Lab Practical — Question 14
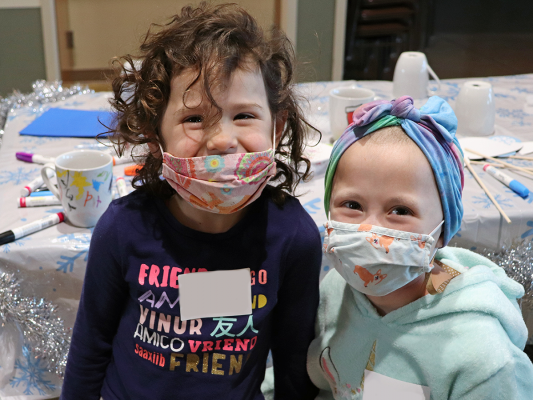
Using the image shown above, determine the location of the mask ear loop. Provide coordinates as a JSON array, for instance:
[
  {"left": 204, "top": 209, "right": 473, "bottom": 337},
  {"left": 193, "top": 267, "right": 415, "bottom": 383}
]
[
  {"left": 158, "top": 142, "right": 165, "bottom": 159},
  {"left": 428, "top": 220, "right": 444, "bottom": 262}
]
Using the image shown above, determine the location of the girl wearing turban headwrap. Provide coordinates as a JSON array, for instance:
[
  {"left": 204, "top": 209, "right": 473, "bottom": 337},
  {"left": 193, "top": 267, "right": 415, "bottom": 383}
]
[{"left": 305, "top": 96, "right": 533, "bottom": 400}]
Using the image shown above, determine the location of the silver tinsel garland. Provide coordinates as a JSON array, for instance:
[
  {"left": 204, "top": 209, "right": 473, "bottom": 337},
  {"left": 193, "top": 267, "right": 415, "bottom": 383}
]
[
  {"left": 0, "top": 80, "right": 93, "bottom": 149},
  {"left": 476, "top": 241, "right": 533, "bottom": 308},
  {"left": 0, "top": 272, "right": 70, "bottom": 376}
]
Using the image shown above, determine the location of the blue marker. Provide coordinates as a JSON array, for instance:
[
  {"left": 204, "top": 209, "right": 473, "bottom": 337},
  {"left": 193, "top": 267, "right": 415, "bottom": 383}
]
[
  {"left": 483, "top": 164, "right": 530, "bottom": 198},
  {"left": 30, "top": 190, "right": 54, "bottom": 197}
]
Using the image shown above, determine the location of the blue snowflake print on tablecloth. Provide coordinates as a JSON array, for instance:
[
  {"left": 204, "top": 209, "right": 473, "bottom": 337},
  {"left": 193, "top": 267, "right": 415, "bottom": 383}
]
[
  {"left": 55, "top": 231, "right": 92, "bottom": 273},
  {"left": 303, "top": 198, "right": 322, "bottom": 215},
  {"left": 0, "top": 167, "right": 39, "bottom": 185},
  {"left": 19, "top": 136, "right": 63, "bottom": 146},
  {"left": 510, "top": 87, "right": 533, "bottom": 94},
  {"left": 521, "top": 221, "right": 533, "bottom": 240},
  {"left": 435, "top": 82, "right": 460, "bottom": 101},
  {"left": 505, "top": 189, "right": 533, "bottom": 203},
  {"left": 1, "top": 236, "right": 31, "bottom": 254},
  {"left": 496, "top": 108, "right": 532, "bottom": 126},
  {"left": 494, "top": 93, "right": 517, "bottom": 100},
  {"left": 472, "top": 194, "right": 513, "bottom": 209},
  {"left": 9, "top": 347, "right": 56, "bottom": 395}
]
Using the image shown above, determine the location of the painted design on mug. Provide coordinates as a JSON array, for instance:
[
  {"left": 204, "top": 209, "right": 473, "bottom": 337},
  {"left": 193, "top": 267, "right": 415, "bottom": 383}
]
[
  {"left": 70, "top": 172, "right": 92, "bottom": 200},
  {"left": 353, "top": 265, "right": 387, "bottom": 287},
  {"left": 365, "top": 233, "right": 397, "bottom": 254}
]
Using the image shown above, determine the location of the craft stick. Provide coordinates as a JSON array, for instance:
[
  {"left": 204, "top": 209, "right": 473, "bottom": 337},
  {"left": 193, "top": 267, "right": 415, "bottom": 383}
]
[
  {"left": 464, "top": 148, "right": 533, "bottom": 178},
  {"left": 464, "top": 157, "right": 511, "bottom": 224},
  {"left": 505, "top": 155, "right": 533, "bottom": 161},
  {"left": 469, "top": 160, "right": 533, "bottom": 171}
]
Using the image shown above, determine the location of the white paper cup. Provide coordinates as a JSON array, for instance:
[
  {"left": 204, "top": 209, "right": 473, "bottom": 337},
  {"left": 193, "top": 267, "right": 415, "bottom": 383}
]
[
  {"left": 455, "top": 81, "right": 495, "bottom": 137},
  {"left": 329, "top": 86, "right": 375, "bottom": 140},
  {"left": 41, "top": 150, "right": 113, "bottom": 227}
]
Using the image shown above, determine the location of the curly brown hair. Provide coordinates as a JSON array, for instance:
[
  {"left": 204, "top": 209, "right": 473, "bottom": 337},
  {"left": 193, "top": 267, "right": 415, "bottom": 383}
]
[{"left": 106, "top": 2, "right": 319, "bottom": 205}]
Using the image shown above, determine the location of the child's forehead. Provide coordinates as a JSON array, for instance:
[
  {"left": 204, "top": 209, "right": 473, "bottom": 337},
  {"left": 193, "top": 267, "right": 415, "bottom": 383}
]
[
  {"left": 168, "top": 63, "right": 268, "bottom": 108},
  {"left": 336, "top": 139, "right": 437, "bottom": 194},
  {"left": 170, "top": 58, "right": 262, "bottom": 91}
]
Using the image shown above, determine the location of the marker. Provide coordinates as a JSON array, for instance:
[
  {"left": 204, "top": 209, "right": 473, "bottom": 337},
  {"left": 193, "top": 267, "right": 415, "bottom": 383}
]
[
  {"left": 19, "top": 196, "right": 61, "bottom": 207},
  {"left": 0, "top": 212, "right": 65, "bottom": 246},
  {"left": 16, "top": 152, "right": 55, "bottom": 165},
  {"left": 124, "top": 164, "right": 143, "bottom": 176},
  {"left": 30, "top": 190, "right": 54, "bottom": 197},
  {"left": 116, "top": 176, "right": 128, "bottom": 197},
  {"left": 483, "top": 163, "right": 530, "bottom": 198},
  {"left": 20, "top": 169, "right": 54, "bottom": 197},
  {"left": 113, "top": 155, "right": 133, "bottom": 166}
]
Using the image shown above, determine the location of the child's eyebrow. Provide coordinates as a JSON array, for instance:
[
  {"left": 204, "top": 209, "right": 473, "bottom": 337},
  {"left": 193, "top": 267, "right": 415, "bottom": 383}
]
[
  {"left": 387, "top": 195, "right": 419, "bottom": 209},
  {"left": 230, "top": 102, "right": 265, "bottom": 112},
  {"left": 173, "top": 103, "right": 264, "bottom": 116}
]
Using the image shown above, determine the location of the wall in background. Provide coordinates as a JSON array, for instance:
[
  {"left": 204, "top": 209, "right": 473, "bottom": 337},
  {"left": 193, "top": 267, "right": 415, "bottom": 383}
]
[
  {"left": 296, "top": 0, "right": 336, "bottom": 82},
  {"left": 67, "top": 0, "right": 276, "bottom": 70},
  {"left": 0, "top": 8, "right": 47, "bottom": 96}
]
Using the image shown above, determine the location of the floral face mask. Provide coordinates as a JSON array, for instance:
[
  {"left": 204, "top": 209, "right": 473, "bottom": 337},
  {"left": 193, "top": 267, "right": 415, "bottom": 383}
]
[{"left": 160, "top": 128, "right": 276, "bottom": 214}]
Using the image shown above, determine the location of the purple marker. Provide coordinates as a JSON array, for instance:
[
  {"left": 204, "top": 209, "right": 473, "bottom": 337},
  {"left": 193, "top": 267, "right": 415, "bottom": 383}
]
[{"left": 16, "top": 152, "right": 55, "bottom": 165}]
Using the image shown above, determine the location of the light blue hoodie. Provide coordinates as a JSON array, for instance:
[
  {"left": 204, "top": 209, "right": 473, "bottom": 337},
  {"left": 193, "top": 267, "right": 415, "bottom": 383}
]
[{"left": 302, "top": 247, "right": 533, "bottom": 400}]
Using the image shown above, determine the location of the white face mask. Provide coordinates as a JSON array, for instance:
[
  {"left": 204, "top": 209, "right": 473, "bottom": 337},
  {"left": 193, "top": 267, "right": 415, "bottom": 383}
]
[{"left": 323, "top": 218, "right": 444, "bottom": 296}]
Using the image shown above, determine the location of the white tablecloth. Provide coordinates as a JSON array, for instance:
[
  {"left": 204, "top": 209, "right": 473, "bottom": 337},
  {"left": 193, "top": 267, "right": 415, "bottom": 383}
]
[{"left": 1, "top": 75, "right": 533, "bottom": 398}]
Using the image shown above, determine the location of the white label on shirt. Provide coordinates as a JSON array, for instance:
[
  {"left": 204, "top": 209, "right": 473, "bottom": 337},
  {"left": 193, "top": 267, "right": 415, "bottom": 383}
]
[
  {"left": 362, "top": 370, "right": 430, "bottom": 400},
  {"left": 178, "top": 268, "right": 252, "bottom": 321}
]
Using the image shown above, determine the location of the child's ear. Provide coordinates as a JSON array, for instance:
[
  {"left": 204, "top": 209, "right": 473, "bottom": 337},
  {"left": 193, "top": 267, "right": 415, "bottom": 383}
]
[
  {"left": 274, "top": 111, "right": 288, "bottom": 148},
  {"left": 145, "top": 132, "right": 163, "bottom": 158}
]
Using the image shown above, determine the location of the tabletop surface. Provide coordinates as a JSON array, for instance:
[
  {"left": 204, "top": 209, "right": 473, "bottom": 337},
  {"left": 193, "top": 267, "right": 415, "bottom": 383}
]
[{"left": 1, "top": 75, "right": 533, "bottom": 398}]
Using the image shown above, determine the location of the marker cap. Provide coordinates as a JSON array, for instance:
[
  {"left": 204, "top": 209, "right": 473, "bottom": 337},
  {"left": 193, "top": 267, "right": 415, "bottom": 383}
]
[
  {"left": 16, "top": 152, "right": 33, "bottom": 162},
  {"left": 509, "top": 180, "right": 530, "bottom": 199},
  {"left": 20, "top": 186, "right": 31, "bottom": 197},
  {"left": 0, "top": 231, "right": 15, "bottom": 246}
]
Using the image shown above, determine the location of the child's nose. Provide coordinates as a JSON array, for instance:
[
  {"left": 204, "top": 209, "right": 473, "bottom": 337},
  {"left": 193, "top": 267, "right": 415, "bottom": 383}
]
[
  {"left": 361, "top": 215, "right": 381, "bottom": 227},
  {"left": 206, "top": 125, "right": 238, "bottom": 154}
]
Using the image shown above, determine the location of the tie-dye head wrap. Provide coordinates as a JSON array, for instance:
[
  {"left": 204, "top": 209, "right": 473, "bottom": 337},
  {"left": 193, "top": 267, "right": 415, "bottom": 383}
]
[{"left": 324, "top": 96, "right": 464, "bottom": 246}]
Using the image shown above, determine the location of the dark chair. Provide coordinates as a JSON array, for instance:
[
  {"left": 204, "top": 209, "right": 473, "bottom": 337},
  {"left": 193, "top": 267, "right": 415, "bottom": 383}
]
[{"left": 344, "top": 0, "right": 429, "bottom": 80}]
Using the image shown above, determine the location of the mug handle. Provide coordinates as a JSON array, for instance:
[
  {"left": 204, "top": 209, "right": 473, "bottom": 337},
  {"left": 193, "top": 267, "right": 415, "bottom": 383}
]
[
  {"left": 41, "top": 163, "right": 61, "bottom": 199},
  {"left": 427, "top": 64, "right": 441, "bottom": 96}
]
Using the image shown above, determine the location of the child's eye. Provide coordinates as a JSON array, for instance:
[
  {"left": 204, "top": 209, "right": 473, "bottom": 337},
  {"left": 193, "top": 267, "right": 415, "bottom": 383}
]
[
  {"left": 234, "top": 113, "right": 254, "bottom": 120},
  {"left": 184, "top": 115, "right": 203, "bottom": 124},
  {"left": 343, "top": 201, "right": 362, "bottom": 211},
  {"left": 391, "top": 207, "right": 412, "bottom": 216}
]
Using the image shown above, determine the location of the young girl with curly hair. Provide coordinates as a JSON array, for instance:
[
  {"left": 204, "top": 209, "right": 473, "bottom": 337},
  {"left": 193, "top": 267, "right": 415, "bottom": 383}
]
[{"left": 60, "top": 4, "right": 321, "bottom": 399}]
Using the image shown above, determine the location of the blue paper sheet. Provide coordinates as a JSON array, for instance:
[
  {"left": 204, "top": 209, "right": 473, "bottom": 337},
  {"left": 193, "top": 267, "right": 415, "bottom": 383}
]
[{"left": 19, "top": 107, "right": 115, "bottom": 138}]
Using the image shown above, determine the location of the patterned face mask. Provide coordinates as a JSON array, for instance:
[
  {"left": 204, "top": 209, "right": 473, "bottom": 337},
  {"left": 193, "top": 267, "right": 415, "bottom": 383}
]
[
  {"left": 323, "top": 219, "right": 443, "bottom": 296},
  {"left": 160, "top": 129, "right": 276, "bottom": 214}
]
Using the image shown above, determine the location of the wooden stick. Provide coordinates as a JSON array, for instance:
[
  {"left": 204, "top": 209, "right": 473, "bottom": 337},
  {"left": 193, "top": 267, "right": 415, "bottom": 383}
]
[
  {"left": 505, "top": 155, "right": 533, "bottom": 161},
  {"left": 464, "top": 157, "right": 512, "bottom": 224},
  {"left": 469, "top": 160, "right": 533, "bottom": 171},
  {"left": 464, "top": 148, "right": 533, "bottom": 178}
]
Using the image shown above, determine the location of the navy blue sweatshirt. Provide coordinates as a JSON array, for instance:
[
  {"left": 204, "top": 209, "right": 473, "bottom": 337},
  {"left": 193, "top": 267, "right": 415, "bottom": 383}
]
[{"left": 60, "top": 188, "right": 321, "bottom": 400}]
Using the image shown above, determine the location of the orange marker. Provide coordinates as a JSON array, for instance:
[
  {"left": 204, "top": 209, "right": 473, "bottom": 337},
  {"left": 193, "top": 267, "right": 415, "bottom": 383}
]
[{"left": 124, "top": 164, "right": 143, "bottom": 176}]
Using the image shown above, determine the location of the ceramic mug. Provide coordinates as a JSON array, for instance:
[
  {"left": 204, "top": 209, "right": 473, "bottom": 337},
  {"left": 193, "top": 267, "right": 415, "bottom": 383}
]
[
  {"left": 329, "top": 86, "right": 375, "bottom": 140},
  {"left": 455, "top": 81, "right": 495, "bottom": 137},
  {"left": 41, "top": 150, "right": 114, "bottom": 227},
  {"left": 393, "top": 51, "right": 441, "bottom": 100}
]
